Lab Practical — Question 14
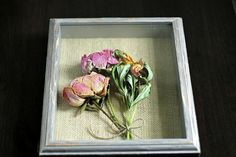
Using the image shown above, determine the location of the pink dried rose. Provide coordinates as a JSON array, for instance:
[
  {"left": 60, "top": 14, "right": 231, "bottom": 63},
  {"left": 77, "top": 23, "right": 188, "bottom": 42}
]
[
  {"left": 63, "top": 72, "right": 110, "bottom": 107},
  {"left": 81, "top": 49, "right": 119, "bottom": 74}
]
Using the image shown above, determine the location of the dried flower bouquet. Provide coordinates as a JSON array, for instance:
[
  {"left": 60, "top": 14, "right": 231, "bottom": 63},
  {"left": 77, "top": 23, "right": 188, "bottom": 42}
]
[{"left": 63, "top": 49, "right": 153, "bottom": 139}]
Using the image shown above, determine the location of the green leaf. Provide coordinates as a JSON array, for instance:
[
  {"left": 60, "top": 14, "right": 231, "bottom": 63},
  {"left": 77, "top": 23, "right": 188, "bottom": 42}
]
[
  {"left": 114, "top": 49, "right": 122, "bottom": 58},
  {"left": 112, "top": 64, "right": 130, "bottom": 95},
  {"left": 119, "top": 64, "right": 131, "bottom": 89},
  {"left": 127, "top": 74, "right": 134, "bottom": 90},
  {"left": 123, "top": 86, "right": 128, "bottom": 96},
  {"left": 112, "top": 64, "right": 120, "bottom": 88},
  {"left": 144, "top": 63, "right": 153, "bottom": 81},
  {"left": 80, "top": 103, "right": 87, "bottom": 113},
  {"left": 116, "top": 65, "right": 123, "bottom": 76},
  {"left": 127, "top": 74, "right": 138, "bottom": 102},
  {"left": 131, "top": 83, "right": 151, "bottom": 107}
]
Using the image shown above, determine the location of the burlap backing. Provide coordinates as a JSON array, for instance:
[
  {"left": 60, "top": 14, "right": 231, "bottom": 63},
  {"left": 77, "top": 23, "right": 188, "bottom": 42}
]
[{"left": 55, "top": 37, "right": 185, "bottom": 141}]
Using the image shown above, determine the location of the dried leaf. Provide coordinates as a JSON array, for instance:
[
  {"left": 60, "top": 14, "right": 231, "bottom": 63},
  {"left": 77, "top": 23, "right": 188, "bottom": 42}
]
[
  {"left": 80, "top": 103, "right": 87, "bottom": 113},
  {"left": 131, "top": 83, "right": 151, "bottom": 107},
  {"left": 119, "top": 64, "right": 131, "bottom": 89},
  {"left": 144, "top": 63, "right": 153, "bottom": 81}
]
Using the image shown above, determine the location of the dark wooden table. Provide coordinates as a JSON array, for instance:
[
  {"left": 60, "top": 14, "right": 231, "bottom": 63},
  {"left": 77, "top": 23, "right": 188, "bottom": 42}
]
[{"left": 0, "top": 0, "right": 236, "bottom": 157}]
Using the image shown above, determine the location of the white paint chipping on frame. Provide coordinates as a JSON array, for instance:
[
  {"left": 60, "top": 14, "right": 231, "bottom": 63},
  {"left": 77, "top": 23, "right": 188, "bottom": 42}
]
[{"left": 39, "top": 18, "right": 200, "bottom": 155}]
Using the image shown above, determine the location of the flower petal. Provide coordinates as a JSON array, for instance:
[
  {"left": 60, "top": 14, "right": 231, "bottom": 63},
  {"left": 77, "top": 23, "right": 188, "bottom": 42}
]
[
  {"left": 72, "top": 82, "right": 94, "bottom": 98},
  {"left": 122, "top": 52, "right": 135, "bottom": 64},
  {"left": 81, "top": 55, "right": 93, "bottom": 74},
  {"left": 131, "top": 60, "right": 144, "bottom": 77},
  {"left": 70, "top": 76, "right": 83, "bottom": 87},
  {"left": 90, "top": 71, "right": 98, "bottom": 76},
  {"left": 90, "top": 52, "right": 108, "bottom": 69},
  {"left": 81, "top": 75, "right": 94, "bottom": 89},
  {"left": 102, "top": 49, "right": 119, "bottom": 65},
  {"left": 99, "top": 77, "right": 110, "bottom": 96},
  {"left": 81, "top": 72, "right": 110, "bottom": 96},
  {"left": 90, "top": 74, "right": 106, "bottom": 94},
  {"left": 63, "top": 87, "right": 85, "bottom": 107},
  {"left": 101, "top": 49, "right": 112, "bottom": 58},
  {"left": 107, "top": 56, "right": 119, "bottom": 65}
]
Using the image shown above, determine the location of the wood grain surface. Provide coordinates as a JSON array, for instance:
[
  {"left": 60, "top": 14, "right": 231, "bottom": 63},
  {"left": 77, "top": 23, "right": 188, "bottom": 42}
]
[{"left": 0, "top": 0, "right": 235, "bottom": 157}]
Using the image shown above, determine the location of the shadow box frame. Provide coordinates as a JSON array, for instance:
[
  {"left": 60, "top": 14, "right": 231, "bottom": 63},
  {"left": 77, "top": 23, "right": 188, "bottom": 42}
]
[{"left": 39, "top": 17, "right": 200, "bottom": 156}]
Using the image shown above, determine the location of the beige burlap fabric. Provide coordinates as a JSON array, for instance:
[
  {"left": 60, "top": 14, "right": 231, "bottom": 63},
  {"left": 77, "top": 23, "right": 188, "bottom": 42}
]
[{"left": 55, "top": 38, "right": 184, "bottom": 141}]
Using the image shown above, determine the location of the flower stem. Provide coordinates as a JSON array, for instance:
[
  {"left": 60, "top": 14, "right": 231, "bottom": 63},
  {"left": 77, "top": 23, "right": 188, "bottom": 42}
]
[
  {"left": 125, "top": 104, "right": 138, "bottom": 139},
  {"left": 129, "top": 104, "right": 138, "bottom": 125},
  {"left": 107, "top": 96, "right": 121, "bottom": 124},
  {"left": 93, "top": 100, "right": 125, "bottom": 131}
]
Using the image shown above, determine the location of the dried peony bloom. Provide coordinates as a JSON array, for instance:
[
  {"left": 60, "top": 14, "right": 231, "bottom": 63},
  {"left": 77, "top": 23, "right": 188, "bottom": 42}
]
[
  {"left": 81, "top": 49, "right": 119, "bottom": 74},
  {"left": 63, "top": 72, "right": 110, "bottom": 107}
]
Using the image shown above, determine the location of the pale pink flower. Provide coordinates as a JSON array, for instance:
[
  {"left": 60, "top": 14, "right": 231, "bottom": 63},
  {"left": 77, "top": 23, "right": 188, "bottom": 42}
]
[{"left": 63, "top": 72, "right": 110, "bottom": 107}]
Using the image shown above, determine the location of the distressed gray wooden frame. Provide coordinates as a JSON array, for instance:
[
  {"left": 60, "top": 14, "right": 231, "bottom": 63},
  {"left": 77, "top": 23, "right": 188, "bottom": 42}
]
[{"left": 39, "top": 18, "right": 200, "bottom": 155}]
